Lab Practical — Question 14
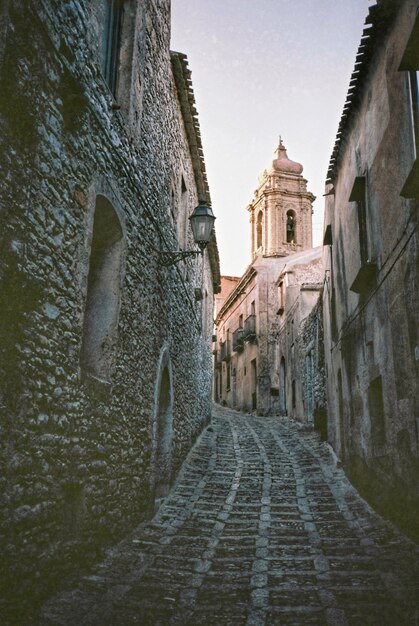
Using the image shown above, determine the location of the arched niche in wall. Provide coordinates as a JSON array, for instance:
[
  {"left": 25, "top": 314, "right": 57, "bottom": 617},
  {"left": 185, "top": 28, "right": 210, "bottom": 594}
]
[
  {"left": 151, "top": 347, "right": 174, "bottom": 508},
  {"left": 81, "top": 194, "right": 124, "bottom": 381}
]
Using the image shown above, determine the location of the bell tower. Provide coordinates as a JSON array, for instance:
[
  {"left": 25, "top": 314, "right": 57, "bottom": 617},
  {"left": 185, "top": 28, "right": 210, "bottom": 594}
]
[{"left": 248, "top": 139, "right": 315, "bottom": 259}]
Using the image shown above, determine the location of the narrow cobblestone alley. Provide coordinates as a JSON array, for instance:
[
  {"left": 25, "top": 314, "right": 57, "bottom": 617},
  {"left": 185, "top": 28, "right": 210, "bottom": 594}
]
[{"left": 39, "top": 405, "right": 419, "bottom": 626}]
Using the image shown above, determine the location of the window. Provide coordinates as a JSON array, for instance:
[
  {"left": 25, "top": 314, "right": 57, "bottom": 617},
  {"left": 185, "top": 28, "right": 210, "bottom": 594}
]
[
  {"left": 331, "top": 287, "right": 338, "bottom": 342},
  {"left": 251, "top": 359, "right": 257, "bottom": 410},
  {"left": 81, "top": 195, "right": 123, "bottom": 381},
  {"left": 102, "top": 0, "right": 124, "bottom": 96},
  {"left": 286, "top": 210, "right": 296, "bottom": 243},
  {"left": 226, "top": 362, "right": 231, "bottom": 391},
  {"left": 399, "top": 11, "right": 419, "bottom": 197},
  {"left": 202, "top": 290, "right": 208, "bottom": 335},
  {"left": 349, "top": 176, "right": 376, "bottom": 293},
  {"left": 408, "top": 71, "right": 419, "bottom": 159},
  {"left": 369, "top": 375, "right": 386, "bottom": 450},
  {"left": 239, "top": 314, "right": 243, "bottom": 328},
  {"left": 291, "top": 379, "right": 296, "bottom": 408},
  {"left": 323, "top": 224, "right": 332, "bottom": 246},
  {"left": 178, "top": 176, "right": 188, "bottom": 248},
  {"left": 350, "top": 177, "right": 368, "bottom": 265},
  {"left": 256, "top": 211, "right": 263, "bottom": 249},
  {"left": 277, "top": 280, "right": 284, "bottom": 315}
]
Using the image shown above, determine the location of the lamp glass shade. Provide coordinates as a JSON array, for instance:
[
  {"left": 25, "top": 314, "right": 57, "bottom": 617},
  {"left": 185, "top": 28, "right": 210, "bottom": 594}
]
[{"left": 189, "top": 202, "right": 216, "bottom": 248}]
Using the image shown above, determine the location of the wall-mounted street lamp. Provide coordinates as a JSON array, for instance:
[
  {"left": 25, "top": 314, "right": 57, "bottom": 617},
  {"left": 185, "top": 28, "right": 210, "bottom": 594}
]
[{"left": 161, "top": 201, "right": 216, "bottom": 266}]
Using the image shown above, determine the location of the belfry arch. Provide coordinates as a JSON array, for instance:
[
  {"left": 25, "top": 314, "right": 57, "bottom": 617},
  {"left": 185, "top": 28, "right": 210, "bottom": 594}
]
[{"left": 256, "top": 210, "right": 263, "bottom": 250}]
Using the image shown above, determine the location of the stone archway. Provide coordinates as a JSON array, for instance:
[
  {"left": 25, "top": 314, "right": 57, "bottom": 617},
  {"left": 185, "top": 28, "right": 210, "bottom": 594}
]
[{"left": 151, "top": 348, "right": 174, "bottom": 508}]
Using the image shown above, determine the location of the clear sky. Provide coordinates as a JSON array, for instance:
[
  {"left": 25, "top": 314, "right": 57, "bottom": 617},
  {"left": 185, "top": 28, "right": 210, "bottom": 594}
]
[{"left": 171, "top": 0, "right": 373, "bottom": 277}]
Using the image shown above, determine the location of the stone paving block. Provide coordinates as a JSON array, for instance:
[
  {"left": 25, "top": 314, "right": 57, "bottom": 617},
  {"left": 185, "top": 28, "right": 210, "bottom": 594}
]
[{"left": 39, "top": 406, "right": 419, "bottom": 626}]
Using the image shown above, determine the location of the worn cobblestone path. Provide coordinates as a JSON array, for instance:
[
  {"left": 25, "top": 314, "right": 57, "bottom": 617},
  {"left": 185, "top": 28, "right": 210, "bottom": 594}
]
[{"left": 40, "top": 405, "right": 419, "bottom": 625}]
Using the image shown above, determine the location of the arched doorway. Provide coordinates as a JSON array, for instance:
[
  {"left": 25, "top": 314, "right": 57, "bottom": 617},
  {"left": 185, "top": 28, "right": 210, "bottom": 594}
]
[
  {"left": 151, "top": 350, "right": 173, "bottom": 508},
  {"left": 306, "top": 351, "right": 314, "bottom": 423},
  {"left": 279, "top": 357, "right": 286, "bottom": 414}
]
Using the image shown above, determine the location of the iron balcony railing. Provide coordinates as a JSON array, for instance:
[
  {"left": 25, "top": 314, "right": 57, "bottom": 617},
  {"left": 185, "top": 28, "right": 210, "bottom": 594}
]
[
  {"left": 244, "top": 314, "right": 256, "bottom": 340},
  {"left": 232, "top": 328, "right": 245, "bottom": 352}
]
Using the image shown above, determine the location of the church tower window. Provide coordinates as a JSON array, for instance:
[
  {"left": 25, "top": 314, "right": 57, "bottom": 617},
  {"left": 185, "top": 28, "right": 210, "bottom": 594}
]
[
  {"left": 286, "top": 210, "right": 296, "bottom": 243},
  {"left": 256, "top": 211, "right": 263, "bottom": 249}
]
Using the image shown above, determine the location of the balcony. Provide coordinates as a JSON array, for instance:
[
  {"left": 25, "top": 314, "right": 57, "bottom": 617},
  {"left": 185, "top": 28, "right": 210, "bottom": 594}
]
[
  {"left": 232, "top": 328, "right": 245, "bottom": 352},
  {"left": 243, "top": 314, "right": 256, "bottom": 341},
  {"left": 220, "top": 340, "right": 231, "bottom": 362}
]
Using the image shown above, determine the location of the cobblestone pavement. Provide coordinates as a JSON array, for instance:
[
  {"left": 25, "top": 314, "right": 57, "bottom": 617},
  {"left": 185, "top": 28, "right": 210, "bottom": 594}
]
[{"left": 40, "top": 405, "right": 419, "bottom": 626}]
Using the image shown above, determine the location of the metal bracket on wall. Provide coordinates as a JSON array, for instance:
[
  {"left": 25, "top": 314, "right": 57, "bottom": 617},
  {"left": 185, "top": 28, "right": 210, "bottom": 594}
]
[{"left": 160, "top": 249, "right": 202, "bottom": 266}]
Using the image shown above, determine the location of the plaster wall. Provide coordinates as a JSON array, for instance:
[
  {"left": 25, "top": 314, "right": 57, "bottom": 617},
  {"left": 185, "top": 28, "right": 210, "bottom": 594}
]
[{"left": 322, "top": 0, "right": 419, "bottom": 540}]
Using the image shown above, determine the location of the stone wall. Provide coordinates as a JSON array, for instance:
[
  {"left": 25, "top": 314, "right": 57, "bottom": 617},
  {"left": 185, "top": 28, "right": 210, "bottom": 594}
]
[
  {"left": 322, "top": 0, "right": 419, "bottom": 541},
  {"left": 300, "top": 295, "right": 327, "bottom": 437},
  {"left": 0, "top": 0, "right": 219, "bottom": 619}
]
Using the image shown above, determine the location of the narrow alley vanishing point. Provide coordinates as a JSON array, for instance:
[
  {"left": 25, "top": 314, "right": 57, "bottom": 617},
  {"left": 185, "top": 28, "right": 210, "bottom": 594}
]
[{"left": 41, "top": 405, "right": 419, "bottom": 626}]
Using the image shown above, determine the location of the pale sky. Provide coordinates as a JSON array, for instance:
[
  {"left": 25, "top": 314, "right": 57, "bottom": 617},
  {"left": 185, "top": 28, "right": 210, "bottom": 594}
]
[{"left": 171, "top": 0, "right": 373, "bottom": 277}]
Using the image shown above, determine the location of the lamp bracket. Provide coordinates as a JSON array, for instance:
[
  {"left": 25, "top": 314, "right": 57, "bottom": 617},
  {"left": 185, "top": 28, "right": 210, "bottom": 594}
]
[{"left": 161, "top": 249, "right": 203, "bottom": 267}]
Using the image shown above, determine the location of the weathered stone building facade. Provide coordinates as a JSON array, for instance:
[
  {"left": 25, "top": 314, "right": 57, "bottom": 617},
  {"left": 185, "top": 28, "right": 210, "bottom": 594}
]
[
  {"left": 214, "top": 142, "right": 325, "bottom": 421},
  {"left": 322, "top": 0, "right": 419, "bottom": 540},
  {"left": 275, "top": 250, "right": 325, "bottom": 424},
  {"left": 0, "top": 0, "right": 220, "bottom": 619}
]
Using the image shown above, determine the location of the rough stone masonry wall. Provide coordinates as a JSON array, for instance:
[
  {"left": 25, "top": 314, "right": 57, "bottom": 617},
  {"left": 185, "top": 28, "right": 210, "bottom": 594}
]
[
  {"left": 0, "top": 0, "right": 215, "bottom": 619},
  {"left": 300, "top": 295, "right": 327, "bottom": 434}
]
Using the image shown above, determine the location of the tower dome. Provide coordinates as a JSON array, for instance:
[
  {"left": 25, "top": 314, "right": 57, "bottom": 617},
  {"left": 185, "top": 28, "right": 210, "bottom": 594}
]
[{"left": 271, "top": 138, "right": 303, "bottom": 175}]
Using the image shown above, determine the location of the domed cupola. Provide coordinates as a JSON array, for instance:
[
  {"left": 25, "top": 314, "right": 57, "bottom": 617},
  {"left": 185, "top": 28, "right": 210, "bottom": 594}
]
[{"left": 270, "top": 138, "right": 303, "bottom": 175}]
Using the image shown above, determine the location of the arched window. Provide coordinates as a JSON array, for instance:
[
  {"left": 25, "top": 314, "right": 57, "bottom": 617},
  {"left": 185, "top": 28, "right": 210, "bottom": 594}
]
[
  {"left": 256, "top": 211, "right": 263, "bottom": 249},
  {"left": 286, "top": 210, "right": 296, "bottom": 243},
  {"left": 81, "top": 195, "right": 123, "bottom": 381}
]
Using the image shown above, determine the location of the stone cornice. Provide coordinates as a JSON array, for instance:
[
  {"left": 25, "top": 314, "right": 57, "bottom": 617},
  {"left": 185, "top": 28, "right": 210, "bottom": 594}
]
[
  {"left": 170, "top": 50, "right": 221, "bottom": 292},
  {"left": 326, "top": 0, "right": 397, "bottom": 184},
  {"left": 215, "top": 266, "right": 258, "bottom": 324},
  {"left": 249, "top": 189, "right": 316, "bottom": 206}
]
